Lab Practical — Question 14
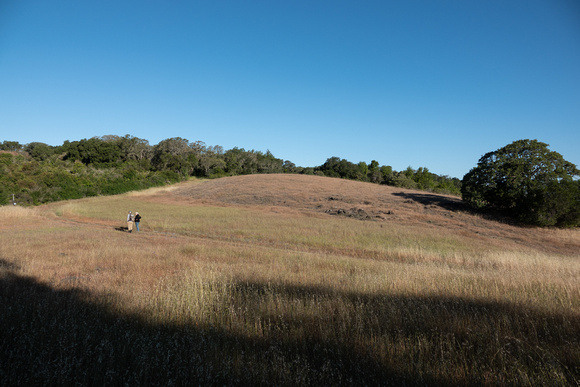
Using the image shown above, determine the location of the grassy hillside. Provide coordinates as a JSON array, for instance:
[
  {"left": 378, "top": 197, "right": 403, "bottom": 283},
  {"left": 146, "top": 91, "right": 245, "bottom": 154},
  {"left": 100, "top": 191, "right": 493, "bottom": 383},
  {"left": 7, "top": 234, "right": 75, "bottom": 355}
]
[{"left": 1, "top": 174, "right": 579, "bottom": 385}]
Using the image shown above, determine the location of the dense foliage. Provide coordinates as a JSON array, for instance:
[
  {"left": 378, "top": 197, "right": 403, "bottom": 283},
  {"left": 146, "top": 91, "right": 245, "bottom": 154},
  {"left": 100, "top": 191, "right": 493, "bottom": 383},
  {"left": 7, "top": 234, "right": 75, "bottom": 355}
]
[
  {"left": 1, "top": 135, "right": 461, "bottom": 206},
  {"left": 461, "top": 139, "right": 580, "bottom": 227},
  {"left": 313, "top": 157, "right": 461, "bottom": 194},
  {"left": 0, "top": 152, "right": 179, "bottom": 206}
]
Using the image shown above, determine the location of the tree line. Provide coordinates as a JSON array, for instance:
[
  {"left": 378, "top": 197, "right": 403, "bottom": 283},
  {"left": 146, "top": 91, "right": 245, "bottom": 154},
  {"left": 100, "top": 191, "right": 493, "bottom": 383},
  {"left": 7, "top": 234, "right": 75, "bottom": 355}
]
[
  {"left": 0, "top": 135, "right": 461, "bottom": 207},
  {"left": 3, "top": 136, "right": 578, "bottom": 227}
]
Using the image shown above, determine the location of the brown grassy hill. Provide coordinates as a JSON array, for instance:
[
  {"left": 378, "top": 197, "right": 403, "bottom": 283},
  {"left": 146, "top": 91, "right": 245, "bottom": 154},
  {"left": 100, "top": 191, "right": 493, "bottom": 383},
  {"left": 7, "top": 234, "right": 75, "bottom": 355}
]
[{"left": 143, "top": 173, "right": 579, "bottom": 256}]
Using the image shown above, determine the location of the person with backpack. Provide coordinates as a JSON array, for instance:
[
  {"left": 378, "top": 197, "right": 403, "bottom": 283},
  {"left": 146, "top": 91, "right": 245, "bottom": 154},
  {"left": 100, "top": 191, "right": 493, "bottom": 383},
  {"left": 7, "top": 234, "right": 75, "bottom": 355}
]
[
  {"left": 134, "top": 212, "right": 141, "bottom": 232},
  {"left": 127, "top": 211, "right": 134, "bottom": 233}
]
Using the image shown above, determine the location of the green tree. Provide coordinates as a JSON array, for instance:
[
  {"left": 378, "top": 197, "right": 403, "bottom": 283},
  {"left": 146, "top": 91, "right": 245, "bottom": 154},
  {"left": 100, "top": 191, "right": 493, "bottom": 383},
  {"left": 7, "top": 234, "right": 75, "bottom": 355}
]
[
  {"left": 223, "top": 147, "right": 261, "bottom": 175},
  {"left": 63, "top": 138, "right": 122, "bottom": 166},
  {"left": 24, "top": 142, "right": 55, "bottom": 161},
  {"left": 151, "top": 137, "right": 194, "bottom": 174},
  {"left": 356, "top": 161, "right": 369, "bottom": 181},
  {"left": 461, "top": 139, "right": 580, "bottom": 226},
  {"left": 413, "top": 167, "right": 435, "bottom": 191},
  {"left": 433, "top": 176, "right": 461, "bottom": 195},
  {"left": 379, "top": 165, "right": 393, "bottom": 184},
  {"left": 382, "top": 166, "right": 417, "bottom": 188},
  {"left": 368, "top": 160, "right": 381, "bottom": 183},
  {"left": 316, "top": 157, "right": 361, "bottom": 180},
  {"left": 118, "top": 135, "right": 152, "bottom": 162},
  {"left": 386, "top": 172, "right": 417, "bottom": 189},
  {"left": 256, "top": 150, "right": 284, "bottom": 174},
  {"left": 316, "top": 157, "right": 341, "bottom": 178},
  {"left": 197, "top": 145, "right": 226, "bottom": 177},
  {"left": 282, "top": 160, "right": 297, "bottom": 173},
  {"left": 1, "top": 141, "right": 22, "bottom": 151}
]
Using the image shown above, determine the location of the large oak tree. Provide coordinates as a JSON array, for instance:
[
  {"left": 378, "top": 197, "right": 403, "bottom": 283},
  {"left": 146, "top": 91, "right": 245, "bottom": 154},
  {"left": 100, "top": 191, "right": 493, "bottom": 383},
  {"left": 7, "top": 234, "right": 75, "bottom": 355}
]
[{"left": 461, "top": 139, "right": 580, "bottom": 227}]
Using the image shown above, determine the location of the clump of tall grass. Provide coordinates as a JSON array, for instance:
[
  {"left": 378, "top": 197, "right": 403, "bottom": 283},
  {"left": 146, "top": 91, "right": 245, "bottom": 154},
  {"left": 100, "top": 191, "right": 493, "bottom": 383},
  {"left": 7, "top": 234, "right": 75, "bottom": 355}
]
[
  {"left": 142, "top": 263, "right": 578, "bottom": 385},
  {"left": 0, "top": 205, "right": 39, "bottom": 219}
]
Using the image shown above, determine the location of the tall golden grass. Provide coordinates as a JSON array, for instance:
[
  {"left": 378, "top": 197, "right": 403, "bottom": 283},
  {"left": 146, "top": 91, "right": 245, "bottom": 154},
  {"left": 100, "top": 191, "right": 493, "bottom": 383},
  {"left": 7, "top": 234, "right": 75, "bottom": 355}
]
[{"left": 1, "top": 175, "right": 578, "bottom": 385}]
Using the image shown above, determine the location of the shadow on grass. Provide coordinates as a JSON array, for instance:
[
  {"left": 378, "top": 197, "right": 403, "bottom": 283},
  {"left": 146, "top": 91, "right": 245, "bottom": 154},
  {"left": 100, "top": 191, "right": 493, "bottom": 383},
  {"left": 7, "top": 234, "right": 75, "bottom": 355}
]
[
  {"left": 392, "top": 192, "right": 467, "bottom": 212},
  {"left": 1, "top": 261, "right": 578, "bottom": 385},
  {"left": 231, "top": 281, "right": 579, "bottom": 383},
  {"left": 392, "top": 192, "right": 521, "bottom": 226}
]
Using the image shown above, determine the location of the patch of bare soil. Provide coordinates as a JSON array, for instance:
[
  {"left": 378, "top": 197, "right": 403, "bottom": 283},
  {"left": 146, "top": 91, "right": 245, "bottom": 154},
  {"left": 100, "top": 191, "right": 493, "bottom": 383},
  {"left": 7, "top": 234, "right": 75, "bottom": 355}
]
[{"left": 154, "top": 174, "right": 579, "bottom": 256}]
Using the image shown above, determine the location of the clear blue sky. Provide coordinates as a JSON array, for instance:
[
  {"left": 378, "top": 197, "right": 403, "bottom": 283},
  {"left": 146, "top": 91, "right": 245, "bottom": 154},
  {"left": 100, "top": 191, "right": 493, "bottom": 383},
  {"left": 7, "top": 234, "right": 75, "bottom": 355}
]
[{"left": 1, "top": 0, "right": 579, "bottom": 178}]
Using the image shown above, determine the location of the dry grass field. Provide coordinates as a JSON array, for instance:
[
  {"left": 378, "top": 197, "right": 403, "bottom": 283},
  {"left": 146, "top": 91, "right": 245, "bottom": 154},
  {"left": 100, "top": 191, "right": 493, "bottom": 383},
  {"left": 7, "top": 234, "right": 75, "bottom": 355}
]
[{"left": 1, "top": 174, "right": 579, "bottom": 385}]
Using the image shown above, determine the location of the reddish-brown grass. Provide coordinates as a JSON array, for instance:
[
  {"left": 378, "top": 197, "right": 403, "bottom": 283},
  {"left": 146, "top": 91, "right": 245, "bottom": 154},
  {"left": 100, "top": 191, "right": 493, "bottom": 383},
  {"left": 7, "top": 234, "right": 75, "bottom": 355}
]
[
  {"left": 1, "top": 174, "right": 578, "bottom": 385},
  {"left": 152, "top": 174, "right": 580, "bottom": 256}
]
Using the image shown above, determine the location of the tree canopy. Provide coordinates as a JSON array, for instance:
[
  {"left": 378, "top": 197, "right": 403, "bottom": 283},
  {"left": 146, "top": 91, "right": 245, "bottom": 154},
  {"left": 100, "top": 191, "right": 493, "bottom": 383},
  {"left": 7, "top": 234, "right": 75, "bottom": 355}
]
[{"left": 461, "top": 139, "right": 580, "bottom": 227}]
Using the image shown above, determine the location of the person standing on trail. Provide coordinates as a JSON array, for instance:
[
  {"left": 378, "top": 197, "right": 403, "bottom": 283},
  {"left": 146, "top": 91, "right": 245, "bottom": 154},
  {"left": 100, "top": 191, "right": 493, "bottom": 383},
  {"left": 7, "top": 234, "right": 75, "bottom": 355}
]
[
  {"left": 127, "top": 211, "right": 134, "bottom": 233},
  {"left": 134, "top": 212, "right": 141, "bottom": 232}
]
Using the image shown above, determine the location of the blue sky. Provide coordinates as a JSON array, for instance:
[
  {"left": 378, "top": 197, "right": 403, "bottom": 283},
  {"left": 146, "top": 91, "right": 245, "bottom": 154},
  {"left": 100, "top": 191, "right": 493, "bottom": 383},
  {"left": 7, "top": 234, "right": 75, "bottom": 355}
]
[{"left": 1, "top": 0, "right": 579, "bottom": 178}]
